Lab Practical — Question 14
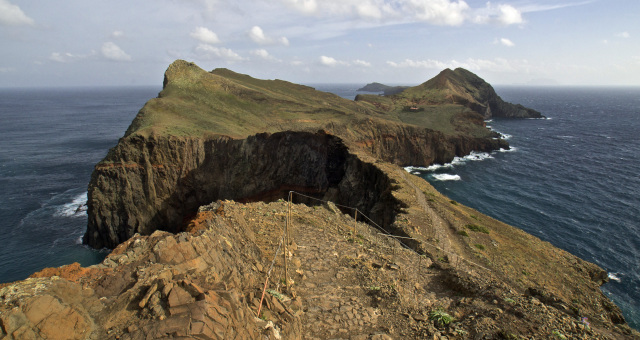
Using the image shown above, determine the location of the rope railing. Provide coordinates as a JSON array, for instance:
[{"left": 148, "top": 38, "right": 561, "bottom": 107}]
[
  {"left": 257, "top": 233, "right": 284, "bottom": 318},
  {"left": 256, "top": 189, "right": 492, "bottom": 316},
  {"left": 286, "top": 191, "right": 491, "bottom": 273}
]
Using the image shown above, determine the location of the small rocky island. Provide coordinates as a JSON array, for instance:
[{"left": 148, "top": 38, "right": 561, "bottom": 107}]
[
  {"left": 1, "top": 60, "right": 635, "bottom": 339},
  {"left": 357, "top": 82, "right": 410, "bottom": 96}
]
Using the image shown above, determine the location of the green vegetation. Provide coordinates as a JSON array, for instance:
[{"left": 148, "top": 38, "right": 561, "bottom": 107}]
[
  {"left": 465, "top": 224, "right": 490, "bottom": 234},
  {"left": 552, "top": 330, "right": 567, "bottom": 339},
  {"left": 504, "top": 297, "right": 516, "bottom": 304},
  {"left": 126, "top": 60, "right": 504, "bottom": 141},
  {"left": 429, "top": 309, "right": 454, "bottom": 327},
  {"left": 457, "top": 230, "right": 469, "bottom": 237},
  {"left": 266, "top": 289, "right": 286, "bottom": 301},
  {"left": 474, "top": 244, "right": 486, "bottom": 250}
]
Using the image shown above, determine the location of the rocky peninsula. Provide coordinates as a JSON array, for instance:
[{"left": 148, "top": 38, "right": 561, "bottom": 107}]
[{"left": 1, "top": 60, "right": 636, "bottom": 339}]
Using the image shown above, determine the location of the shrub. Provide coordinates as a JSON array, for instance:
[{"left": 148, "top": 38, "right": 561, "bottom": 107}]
[
  {"left": 474, "top": 244, "right": 486, "bottom": 250},
  {"left": 429, "top": 309, "right": 454, "bottom": 327},
  {"left": 457, "top": 230, "right": 469, "bottom": 237},
  {"left": 465, "top": 224, "right": 490, "bottom": 234}
]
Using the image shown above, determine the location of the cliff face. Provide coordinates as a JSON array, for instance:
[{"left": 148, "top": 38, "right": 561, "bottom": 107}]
[{"left": 85, "top": 122, "right": 508, "bottom": 249}]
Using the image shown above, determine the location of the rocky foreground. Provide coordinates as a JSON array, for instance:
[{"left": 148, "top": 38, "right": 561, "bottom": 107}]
[
  {"left": 2, "top": 182, "right": 638, "bottom": 339},
  {"left": 1, "top": 61, "right": 638, "bottom": 339}
]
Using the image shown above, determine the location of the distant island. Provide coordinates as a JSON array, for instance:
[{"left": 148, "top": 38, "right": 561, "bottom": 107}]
[
  {"left": 1, "top": 60, "right": 634, "bottom": 339},
  {"left": 357, "top": 82, "right": 410, "bottom": 95}
]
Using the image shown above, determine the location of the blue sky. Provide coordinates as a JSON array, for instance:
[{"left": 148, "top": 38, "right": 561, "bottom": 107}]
[{"left": 1, "top": 0, "right": 638, "bottom": 87}]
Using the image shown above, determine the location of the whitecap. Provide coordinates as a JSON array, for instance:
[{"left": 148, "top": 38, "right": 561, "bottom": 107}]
[
  {"left": 55, "top": 192, "right": 88, "bottom": 218},
  {"left": 608, "top": 272, "right": 622, "bottom": 282},
  {"left": 432, "top": 174, "right": 461, "bottom": 181},
  {"left": 499, "top": 133, "right": 512, "bottom": 140},
  {"left": 463, "top": 151, "right": 494, "bottom": 161},
  {"left": 498, "top": 147, "right": 517, "bottom": 153}
]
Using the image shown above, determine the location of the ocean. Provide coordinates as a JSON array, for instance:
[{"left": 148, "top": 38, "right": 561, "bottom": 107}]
[
  {"left": 0, "top": 85, "right": 638, "bottom": 329},
  {"left": 0, "top": 86, "right": 160, "bottom": 283}
]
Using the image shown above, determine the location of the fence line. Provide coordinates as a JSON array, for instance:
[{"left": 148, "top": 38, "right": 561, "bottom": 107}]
[
  {"left": 286, "top": 190, "right": 492, "bottom": 274},
  {"left": 257, "top": 234, "right": 284, "bottom": 317},
  {"left": 257, "top": 189, "right": 493, "bottom": 315}
]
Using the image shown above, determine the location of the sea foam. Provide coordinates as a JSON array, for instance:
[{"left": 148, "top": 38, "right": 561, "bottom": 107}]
[
  {"left": 55, "top": 192, "right": 88, "bottom": 218},
  {"left": 608, "top": 272, "right": 622, "bottom": 283},
  {"left": 432, "top": 174, "right": 461, "bottom": 181}
]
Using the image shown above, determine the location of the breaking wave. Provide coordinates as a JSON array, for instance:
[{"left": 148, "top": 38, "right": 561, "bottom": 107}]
[
  {"left": 432, "top": 174, "right": 461, "bottom": 181},
  {"left": 54, "top": 192, "right": 88, "bottom": 218}
]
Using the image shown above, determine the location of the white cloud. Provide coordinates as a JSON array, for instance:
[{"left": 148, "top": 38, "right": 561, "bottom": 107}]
[
  {"left": 280, "top": 0, "right": 527, "bottom": 26},
  {"left": 386, "top": 57, "right": 523, "bottom": 73},
  {"left": 403, "top": 0, "right": 469, "bottom": 26},
  {"left": 320, "top": 55, "right": 349, "bottom": 66},
  {"left": 496, "top": 4, "right": 523, "bottom": 25},
  {"left": 353, "top": 59, "right": 372, "bottom": 67},
  {"left": 473, "top": 3, "right": 523, "bottom": 25},
  {"left": 48, "top": 51, "right": 96, "bottom": 63},
  {"left": 498, "top": 38, "right": 515, "bottom": 47},
  {"left": 111, "top": 31, "right": 124, "bottom": 38},
  {"left": 0, "top": 67, "right": 15, "bottom": 73},
  {"left": 249, "top": 26, "right": 268, "bottom": 44},
  {"left": 101, "top": 42, "right": 132, "bottom": 61},
  {"left": 190, "top": 27, "right": 220, "bottom": 44},
  {"left": 251, "top": 49, "right": 281, "bottom": 62},
  {"left": 616, "top": 32, "right": 630, "bottom": 38},
  {"left": 195, "top": 44, "right": 245, "bottom": 61},
  {"left": 249, "top": 26, "right": 289, "bottom": 46},
  {"left": 387, "top": 59, "right": 448, "bottom": 69},
  {"left": 49, "top": 52, "right": 67, "bottom": 63},
  {"left": 0, "top": 0, "right": 34, "bottom": 26},
  {"left": 281, "top": 0, "right": 318, "bottom": 15},
  {"left": 279, "top": 37, "right": 290, "bottom": 46}
]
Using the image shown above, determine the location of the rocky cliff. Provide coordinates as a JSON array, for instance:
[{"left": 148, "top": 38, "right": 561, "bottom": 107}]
[
  {"left": 1, "top": 60, "right": 636, "bottom": 339},
  {"left": 83, "top": 60, "right": 509, "bottom": 249}
]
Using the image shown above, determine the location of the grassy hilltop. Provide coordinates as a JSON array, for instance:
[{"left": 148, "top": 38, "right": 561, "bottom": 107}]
[{"left": 124, "top": 60, "right": 529, "bottom": 141}]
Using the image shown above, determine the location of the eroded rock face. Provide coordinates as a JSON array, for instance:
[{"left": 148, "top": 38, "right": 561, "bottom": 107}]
[{"left": 85, "top": 127, "right": 507, "bottom": 249}]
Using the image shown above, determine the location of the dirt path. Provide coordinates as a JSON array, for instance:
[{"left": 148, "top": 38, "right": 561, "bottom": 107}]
[
  {"left": 290, "top": 206, "right": 388, "bottom": 339},
  {"left": 397, "top": 170, "right": 456, "bottom": 259}
]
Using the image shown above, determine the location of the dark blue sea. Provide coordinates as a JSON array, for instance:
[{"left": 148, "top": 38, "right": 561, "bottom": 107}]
[
  {"left": 0, "top": 86, "right": 160, "bottom": 282},
  {"left": 1, "top": 85, "right": 638, "bottom": 329}
]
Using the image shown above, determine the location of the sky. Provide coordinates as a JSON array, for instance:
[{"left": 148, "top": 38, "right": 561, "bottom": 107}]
[{"left": 0, "top": 0, "right": 639, "bottom": 87}]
